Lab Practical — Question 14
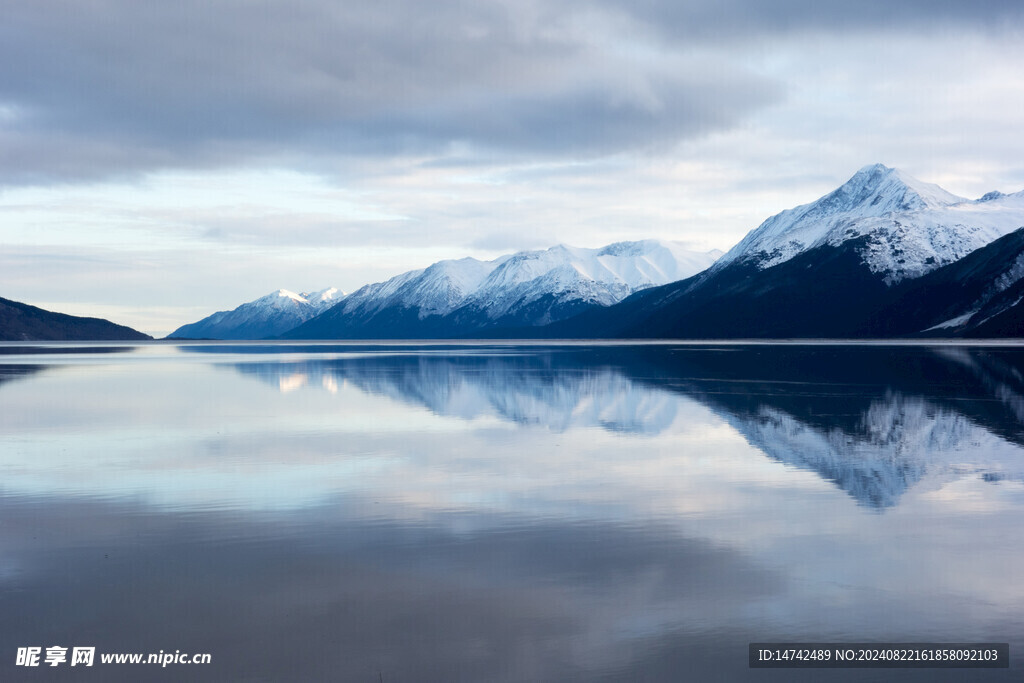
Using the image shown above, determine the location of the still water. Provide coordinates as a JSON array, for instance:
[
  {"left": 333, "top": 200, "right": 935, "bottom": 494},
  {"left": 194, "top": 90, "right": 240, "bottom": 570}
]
[{"left": 0, "top": 342, "right": 1022, "bottom": 681}]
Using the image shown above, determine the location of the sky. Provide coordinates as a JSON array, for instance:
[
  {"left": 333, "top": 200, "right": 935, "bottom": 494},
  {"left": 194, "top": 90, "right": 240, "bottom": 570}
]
[{"left": 1, "top": 0, "right": 1023, "bottom": 336}]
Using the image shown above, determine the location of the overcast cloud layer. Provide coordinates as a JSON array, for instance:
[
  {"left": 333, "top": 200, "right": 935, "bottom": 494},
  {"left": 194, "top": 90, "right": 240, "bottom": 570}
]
[{"left": 1, "top": 0, "right": 1023, "bottom": 334}]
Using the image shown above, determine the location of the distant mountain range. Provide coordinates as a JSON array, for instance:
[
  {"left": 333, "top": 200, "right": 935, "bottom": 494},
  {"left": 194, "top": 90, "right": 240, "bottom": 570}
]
[
  {"left": 284, "top": 240, "right": 722, "bottom": 339},
  {"left": 6, "top": 163, "right": 1024, "bottom": 341},
  {"left": 168, "top": 240, "right": 722, "bottom": 340},
  {"left": 177, "top": 163, "right": 1024, "bottom": 340},
  {"left": 169, "top": 288, "right": 342, "bottom": 340},
  {"left": 0, "top": 297, "right": 151, "bottom": 341}
]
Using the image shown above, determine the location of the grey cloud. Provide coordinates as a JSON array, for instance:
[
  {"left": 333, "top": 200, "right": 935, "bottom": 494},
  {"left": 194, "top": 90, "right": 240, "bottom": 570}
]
[
  {"left": 0, "top": 0, "right": 782, "bottom": 185},
  {"left": 597, "top": 0, "right": 1024, "bottom": 41},
  {"left": 3, "top": 0, "right": 1017, "bottom": 186},
  {"left": 357, "top": 68, "right": 781, "bottom": 155}
]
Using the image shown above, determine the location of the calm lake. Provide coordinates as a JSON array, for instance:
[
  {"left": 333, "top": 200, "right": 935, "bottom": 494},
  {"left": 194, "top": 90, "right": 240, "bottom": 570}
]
[{"left": 1, "top": 341, "right": 1022, "bottom": 681}]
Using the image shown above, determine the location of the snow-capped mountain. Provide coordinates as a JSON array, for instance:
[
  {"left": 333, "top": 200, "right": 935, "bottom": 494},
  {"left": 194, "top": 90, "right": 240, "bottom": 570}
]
[
  {"left": 552, "top": 164, "right": 1024, "bottom": 339},
  {"left": 168, "top": 287, "right": 343, "bottom": 339},
  {"left": 715, "top": 163, "right": 1024, "bottom": 283},
  {"left": 167, "top": 164, "right": 1024, "bottom": 341},
  {"left": 317, "top": 257, "right": 499, "bottom": 320},
  {"left": 459, "top": 241, "right": 722, "bottom": 325},
  {"left": 285, "top": 241, "right": 721, "bottom": 339}
]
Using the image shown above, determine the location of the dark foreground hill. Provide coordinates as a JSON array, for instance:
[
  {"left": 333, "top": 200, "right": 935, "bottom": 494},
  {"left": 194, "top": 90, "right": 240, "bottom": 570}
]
[{"left": 0, "top": 297, "right": 152, "bottom": 341}]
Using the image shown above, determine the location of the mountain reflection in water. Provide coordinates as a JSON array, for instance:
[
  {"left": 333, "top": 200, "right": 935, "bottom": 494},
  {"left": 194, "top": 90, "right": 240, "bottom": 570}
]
[
  {"left": 208, "top": 343, "right": 1024, "bottom": 509},
  {"left": 2, "top": 342, "right": 1023, "bottom": 681}
]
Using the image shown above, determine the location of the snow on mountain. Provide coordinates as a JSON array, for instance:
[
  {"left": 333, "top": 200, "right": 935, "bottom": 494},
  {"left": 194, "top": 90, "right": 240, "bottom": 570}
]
[
  {"left": 303, "top": 287, "right": 344, "bottom": 308},
  {"left": 251, "top": 288, "right": 342, "bottom": 313},
  {"left": 862, "top": 227, "right": 1024, "bottom": 336},
  {"left": 462, "top": 240, "right": 723, "bottom": 322},
  {"left": 331, "top": 257, "right": 500, "bottom": 319},
  {"left": 168, "top": 287, "right": 344, "bottom": 339},
  {"left": 290, "top": 240, "right": 722, "bottom": 337},
  {"left": 715, "top": 164, "right": 1024, "bottom": 283}
]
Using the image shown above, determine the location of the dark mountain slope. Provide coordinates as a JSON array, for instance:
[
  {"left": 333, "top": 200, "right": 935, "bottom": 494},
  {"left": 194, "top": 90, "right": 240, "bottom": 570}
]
[
  {"left": 0, "top": 297, "right": 151, "bottom": 341},
  {"left": 546, "top": 237, "right": 890, "bottom": 338},
  {"left": 867, "top": 227, "right": 1024, "bottom": 337}
]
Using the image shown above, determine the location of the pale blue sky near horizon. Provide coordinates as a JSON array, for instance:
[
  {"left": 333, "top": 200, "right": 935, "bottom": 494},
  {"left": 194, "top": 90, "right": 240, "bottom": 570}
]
[{"left": 1, "top": 1, "right": 1023, "bottom": 336}]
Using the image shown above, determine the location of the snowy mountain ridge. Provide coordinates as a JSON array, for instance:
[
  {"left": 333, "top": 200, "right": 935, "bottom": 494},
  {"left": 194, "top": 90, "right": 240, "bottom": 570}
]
[
  {"left": 173, "top": 240, "right": 722, "bottom": 339},
  {"left": 336, "top": 257, "right": 502, "bottom": 319},
  {"left": 715, "top": 164, "right": 1024, "bottom": 283},
  {"left": 288, "top": 240, "right": 723, "bottom": 337},
  {"left": 462, "top": 240, "right": 723, "bottom": 322},
  {"left": 168, "top": 287, "right": 343, "bottom": 339},
  {"left": 254, "top": 288, "right": 342, "bottom": 310}
]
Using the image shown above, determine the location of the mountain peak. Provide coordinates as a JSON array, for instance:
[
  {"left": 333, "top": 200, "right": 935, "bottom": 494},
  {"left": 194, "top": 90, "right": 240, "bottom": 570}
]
[
  {"left": 301, "top": 287, "right": 344, "bottom": 307},
  {"left": 273, "top": 289, "right": 306, "bottom": 301},
  {"left": 168, "top": 286, "right": 341, "bottom": 339},
  {"left": 823, "top": 164, "right": 965, "bottom": 215},
  {"left": 715, "top": 164, "right": 973, "bottom": 274}
]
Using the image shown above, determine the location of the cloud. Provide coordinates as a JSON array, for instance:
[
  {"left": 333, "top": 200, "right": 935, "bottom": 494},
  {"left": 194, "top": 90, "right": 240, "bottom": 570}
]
[
  {"left": 0, "top": 0, "right": 788, "bottom": 185},
  {"left": 597, "top": 0, "right": 1024, "bottom": 41},
  {"left": 2, "top": 0, "right": 1017, "bottom": 187},
  {"left": 3, "top": 0, "right": 1024, "bottom": 326}
]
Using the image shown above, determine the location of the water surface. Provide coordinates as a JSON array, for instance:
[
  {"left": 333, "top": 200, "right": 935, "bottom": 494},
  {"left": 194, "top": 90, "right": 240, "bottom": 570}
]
[{"left": 1, "top": 342, "right": 1022, "bottom": 681}]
